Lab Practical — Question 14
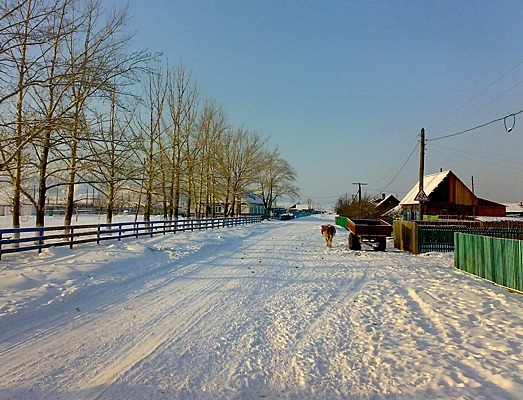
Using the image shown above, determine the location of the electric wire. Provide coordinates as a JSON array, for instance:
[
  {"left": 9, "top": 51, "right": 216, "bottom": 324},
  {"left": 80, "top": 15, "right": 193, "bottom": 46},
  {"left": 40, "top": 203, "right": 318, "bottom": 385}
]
[
  {"left": 429, "top": 143, "right": 523, "bottom": 167},
  {"left": 380, "top": 142, "right": 419, "bottom": 193},
  {"left": 428, "top": 59, "right": 523, "bottom": 132},
  {"left": 426, "top": 107, "right": 523, "bottom": 142}
]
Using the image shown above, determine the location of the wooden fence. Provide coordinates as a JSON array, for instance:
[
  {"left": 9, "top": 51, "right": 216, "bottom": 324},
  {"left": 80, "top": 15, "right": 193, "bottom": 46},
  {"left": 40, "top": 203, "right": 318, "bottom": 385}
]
[
  {"left": 0, "top": 216, "right": 262, "bottom": 260},
  {"left": 455, "top": 233, "right": 523, "bottom": 292}
]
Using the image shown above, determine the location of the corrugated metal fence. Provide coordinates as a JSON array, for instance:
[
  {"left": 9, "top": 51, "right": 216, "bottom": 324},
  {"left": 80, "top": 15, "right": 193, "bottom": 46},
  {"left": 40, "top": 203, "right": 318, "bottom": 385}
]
[{"left": 455, "top": 233, "right": 523, "bottom": 292}]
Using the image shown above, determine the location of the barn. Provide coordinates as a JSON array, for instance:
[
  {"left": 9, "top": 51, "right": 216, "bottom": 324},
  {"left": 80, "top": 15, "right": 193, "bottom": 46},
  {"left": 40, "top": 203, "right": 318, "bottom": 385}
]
[{"left": 400, "top": 170, "right": 506, "bottom": 220}]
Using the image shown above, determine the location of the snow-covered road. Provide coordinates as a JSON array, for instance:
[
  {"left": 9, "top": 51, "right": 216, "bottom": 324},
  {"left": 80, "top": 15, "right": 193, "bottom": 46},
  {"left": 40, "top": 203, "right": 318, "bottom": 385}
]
[{"left": 1, "top": 215, "right": 522, "bottom": 399}]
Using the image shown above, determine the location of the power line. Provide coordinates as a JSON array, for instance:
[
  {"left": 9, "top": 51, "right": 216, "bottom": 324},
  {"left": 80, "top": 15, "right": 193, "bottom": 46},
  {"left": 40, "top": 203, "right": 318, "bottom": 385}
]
[
  {"left": 427, "top": 107, "right": 523, "bottom": 142},
  {"left": 429, "top": 60, "right": 523, "bottom": 132},
  {"left": 430, "top": 143, "right": 523, "bottom": 168},
  {"left": 380, "top": 142, "right": 419, "bottom": 193}
]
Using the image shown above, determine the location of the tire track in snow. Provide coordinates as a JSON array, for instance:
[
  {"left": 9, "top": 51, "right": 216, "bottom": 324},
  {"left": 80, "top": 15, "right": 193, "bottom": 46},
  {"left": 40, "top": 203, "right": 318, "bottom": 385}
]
[
  {"left": 0, "top": 229, "right": 270, "bottom": 399},
  {"left": 73, "top": 233, "right": 285, "bottom": 399}
]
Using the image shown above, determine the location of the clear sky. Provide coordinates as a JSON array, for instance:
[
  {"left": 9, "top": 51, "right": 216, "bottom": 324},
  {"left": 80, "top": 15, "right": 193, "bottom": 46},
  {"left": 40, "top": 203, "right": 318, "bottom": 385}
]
[{"left": 118, "top": 0, "right": 523, "bottom": 207}]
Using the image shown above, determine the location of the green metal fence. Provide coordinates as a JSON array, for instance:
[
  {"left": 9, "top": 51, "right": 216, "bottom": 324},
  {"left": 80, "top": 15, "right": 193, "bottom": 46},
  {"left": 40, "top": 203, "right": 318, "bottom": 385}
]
[
  {"left": 335, "top": 215, "right": 348, "bottom": 230},
  {"left": 454, "top": 233, "right": 523, "bottom": 292}
]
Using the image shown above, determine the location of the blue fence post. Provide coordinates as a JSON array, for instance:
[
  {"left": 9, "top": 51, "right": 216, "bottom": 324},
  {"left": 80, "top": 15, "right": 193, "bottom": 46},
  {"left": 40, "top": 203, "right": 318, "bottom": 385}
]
[
  {"left": 38, "top": 227, "right": 44, "bottom": 253},
  {"left": 69, "top": 227, "right": 74, "bottom": 249}
]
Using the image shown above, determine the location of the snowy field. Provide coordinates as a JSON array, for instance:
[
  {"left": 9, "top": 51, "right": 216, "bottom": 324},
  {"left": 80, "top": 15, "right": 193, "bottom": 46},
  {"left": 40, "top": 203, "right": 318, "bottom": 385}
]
[{"left": 0, "top": 214, "right": 522, "bottom": 400}]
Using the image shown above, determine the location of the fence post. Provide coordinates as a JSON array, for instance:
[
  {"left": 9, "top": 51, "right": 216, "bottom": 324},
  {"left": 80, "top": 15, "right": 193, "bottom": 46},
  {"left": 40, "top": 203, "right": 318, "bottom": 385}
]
[
  {"left": 97, "top": 225, "right": 101, "bottom": 244},
  {"left": 411, "top": 222, "right": 419, "bottom": 254},
  {"left": 38, "top": 227, "right": 44, "bottom": 253},
  {"left": 69, "top": 227, "right": 74, "bottom": 249}
]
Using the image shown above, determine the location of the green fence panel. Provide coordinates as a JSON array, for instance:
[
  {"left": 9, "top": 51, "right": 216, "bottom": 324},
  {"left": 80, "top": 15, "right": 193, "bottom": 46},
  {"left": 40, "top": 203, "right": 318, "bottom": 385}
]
[
  {"left": 503, "top": 239, "right": 519, "bottom": 290},
  {"left": 455, "top": 233, "right": 523, "bottom": 292},
  {"left": 335, "top": 216, "right": 348, "bottom": 230},
  {"left": 511, "top": 240, "right": 523, "bottom": 292},
  {"left": 494, "top": 238, "right": 505, "bottom": 286},
  {"left": 483, "top": 236, "right": 493, "bottom": 281}
]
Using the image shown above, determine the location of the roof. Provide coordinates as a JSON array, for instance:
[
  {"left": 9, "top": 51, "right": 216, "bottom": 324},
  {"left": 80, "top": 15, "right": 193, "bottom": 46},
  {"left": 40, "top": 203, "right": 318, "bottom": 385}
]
[
  {"left": 242, "top": 194, "right": 265, "bottom": 205},
  {"left": 400, "top": 170, "right": 453, "bottom": 205},
  {"left": 503, "top": 203, "right": 522, "bottom": 213},
  {"left": 374, "top": 194, "right": 399, "bottom": 208},
  {"left": 478, "top": 198, "right": 506, "bottom": 208}
]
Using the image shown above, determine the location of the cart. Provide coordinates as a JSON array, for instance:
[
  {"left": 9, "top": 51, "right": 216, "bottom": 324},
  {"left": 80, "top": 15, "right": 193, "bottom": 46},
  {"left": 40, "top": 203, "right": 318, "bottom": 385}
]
[{"left": 346, "top": 218, "right": 392, "bottom": 251}]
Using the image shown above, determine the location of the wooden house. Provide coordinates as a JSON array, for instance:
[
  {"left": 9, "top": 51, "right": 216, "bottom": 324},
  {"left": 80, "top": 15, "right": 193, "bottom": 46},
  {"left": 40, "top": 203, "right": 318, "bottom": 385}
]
[
  {"left": 213, "top": 194, "right": 266, "bottom": 217},
  {"left": 372, "top": 193, "right": 400, "bottom": 215},
  {"left": 400, "top": 170, "right": 506, "bottom": 220}
]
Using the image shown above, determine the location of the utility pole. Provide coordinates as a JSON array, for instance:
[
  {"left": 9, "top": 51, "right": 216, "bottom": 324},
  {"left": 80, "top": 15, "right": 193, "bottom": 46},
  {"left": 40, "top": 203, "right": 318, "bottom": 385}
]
[
  {"left": 352, "top": 182, "right": 367, "bottom": 203},
  {"left": 418, "top": 128, "right": 425, "bottom": 220}
]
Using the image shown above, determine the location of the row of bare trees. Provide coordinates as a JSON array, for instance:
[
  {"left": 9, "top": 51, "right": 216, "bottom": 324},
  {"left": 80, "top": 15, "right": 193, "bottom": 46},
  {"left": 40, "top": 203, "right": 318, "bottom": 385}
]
[{"left": 0, "top": 0, "right": 299, "bottom": 230}]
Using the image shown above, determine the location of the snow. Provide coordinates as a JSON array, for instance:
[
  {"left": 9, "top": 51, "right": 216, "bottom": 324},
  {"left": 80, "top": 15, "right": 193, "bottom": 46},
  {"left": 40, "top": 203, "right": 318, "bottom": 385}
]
[{"left": 1, "top": 214, "right": 522, "bottom": 400}]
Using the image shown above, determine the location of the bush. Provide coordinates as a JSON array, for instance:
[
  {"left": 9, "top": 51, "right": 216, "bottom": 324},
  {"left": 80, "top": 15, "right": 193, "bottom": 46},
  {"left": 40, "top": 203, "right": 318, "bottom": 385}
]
[{"left": 335, "top": 194, "right": 381, "bottom": 219}]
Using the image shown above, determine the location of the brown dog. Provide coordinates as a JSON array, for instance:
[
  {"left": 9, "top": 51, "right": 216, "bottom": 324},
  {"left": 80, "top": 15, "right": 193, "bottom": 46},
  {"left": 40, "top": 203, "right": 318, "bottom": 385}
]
[{"left": 321, "top": 224, "right": 336, "bottom": 247}]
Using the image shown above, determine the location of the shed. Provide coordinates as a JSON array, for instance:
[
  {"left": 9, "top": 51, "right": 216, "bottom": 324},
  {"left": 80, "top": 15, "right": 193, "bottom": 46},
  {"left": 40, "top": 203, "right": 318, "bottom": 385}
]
[{"left": 400, "top": 170, "right": 506, "bottom": 219}]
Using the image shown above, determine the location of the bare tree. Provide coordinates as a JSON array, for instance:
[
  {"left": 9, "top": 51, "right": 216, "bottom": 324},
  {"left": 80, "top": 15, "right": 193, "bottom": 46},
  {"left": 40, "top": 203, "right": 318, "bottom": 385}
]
[
  {"left": 162, "top": 65, "right": 198, "bottom": 219},
  {"left": 194, "top": 99, "right": 227, "bottom": 218},
  {"left": 87, "top": 88, "right": 138, "bottom": 223},
  {"left": 257, "top": 148, "right": 299, "bottom": 216},
  {"left": 61, "top": 0, "right": 151, "bottom": 229},
  {"left": 0, "top": 0, "right": 75, "bottom": 229},
  {"left": 132, "top": 66, "right": 168, "bottom": 221},
  {"left": 215, "top": 127, "right": 266, "bottom": 216}
]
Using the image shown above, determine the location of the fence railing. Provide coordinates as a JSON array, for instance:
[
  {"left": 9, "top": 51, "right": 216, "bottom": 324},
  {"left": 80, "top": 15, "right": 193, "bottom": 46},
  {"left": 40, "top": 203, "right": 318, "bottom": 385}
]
[
  {"left": 455, "top": 233, "right": 523, "bottom": 292},
  {"left": 418, "top": 226, "right": 523, "bottom": 253},
  {"left": 394, "top": 220, "right": 523, "bottom": 254},
  {"left": 0, "top": 216, "right": 262, "bottom": 260}
]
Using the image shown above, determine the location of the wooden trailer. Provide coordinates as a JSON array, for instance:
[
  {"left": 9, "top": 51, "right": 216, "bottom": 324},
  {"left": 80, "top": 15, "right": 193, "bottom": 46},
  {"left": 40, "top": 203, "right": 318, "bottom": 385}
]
[{"left": 346, "top": 218, "right": 392, "bottom": 251}]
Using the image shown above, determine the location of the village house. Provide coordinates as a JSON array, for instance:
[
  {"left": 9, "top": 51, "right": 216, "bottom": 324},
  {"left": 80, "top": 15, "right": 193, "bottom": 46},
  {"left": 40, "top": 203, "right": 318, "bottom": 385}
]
[
  {"left": 213, "top": 194, "right": 266, "bottom": 217},
  {"left": 400, "top": 170, "right": 506, "bottom": 220},
  {"left": 371, "top": 193, "right": 400, "bottom": 215}
]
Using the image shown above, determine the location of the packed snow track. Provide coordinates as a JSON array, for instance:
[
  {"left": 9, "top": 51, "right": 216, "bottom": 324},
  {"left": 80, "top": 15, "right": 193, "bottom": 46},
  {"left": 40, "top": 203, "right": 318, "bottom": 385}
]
[{"left": 0, "top": 215, "right": 522, "bottom": 399}]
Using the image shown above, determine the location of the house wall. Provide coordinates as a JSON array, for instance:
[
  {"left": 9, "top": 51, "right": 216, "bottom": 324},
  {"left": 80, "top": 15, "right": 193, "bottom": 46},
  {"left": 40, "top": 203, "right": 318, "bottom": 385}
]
[
  {"left": 476, "top": 205, "right": 506, "bottom": 217},
  {"left": 452, "top": 175, "right": 477, "bottom": 206}
]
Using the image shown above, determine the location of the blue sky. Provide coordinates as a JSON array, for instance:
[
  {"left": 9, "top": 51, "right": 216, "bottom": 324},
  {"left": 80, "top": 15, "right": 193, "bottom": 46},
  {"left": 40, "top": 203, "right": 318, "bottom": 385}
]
[{"left": 120, "top": 0, "right": 523, "bottom": 207}]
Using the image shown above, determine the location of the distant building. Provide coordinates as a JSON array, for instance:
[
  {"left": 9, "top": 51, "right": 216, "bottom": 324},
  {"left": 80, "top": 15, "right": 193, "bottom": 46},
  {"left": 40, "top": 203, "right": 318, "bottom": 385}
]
[
  {"left": 504, "top": 203, "right": 523, "bottom": 217},
  {"left": 400, "top": 170, "right": 506, "bottom": 220},
  {"left": 240, "top": 194, "right": 266, "bottom": 216},
  {"left": 214, "top": 194, "right": 266, "bottom": 217},
  {"left": 372, "top": 193, "right": 400, "bottom": 215}
]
